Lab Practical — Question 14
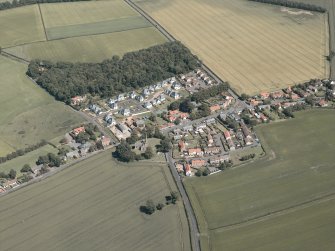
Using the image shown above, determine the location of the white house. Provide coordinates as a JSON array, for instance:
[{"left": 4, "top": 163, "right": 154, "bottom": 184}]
[
  {"left": 117, "top": 94, "right": 125, "bottom": 101},
  {"left": 121, "top": 108, "right": 130, "bottom": 116},
  {"left": 129, "top": 91, "right": 137, "bottom": 99},
  {"left": 172, "top": 82, "right": 181, "bottom": 90},
  {"left": 136, "top": 95, "right": 144, "bottom": 102},
  {"left": 144, "top": 102, "right": 152, "bottom": 109},
  {"left": 170, "top": 91, "right": 180, "bottom": 99},
  {"left": 109, "top": 102, "right": 118, "bottom": 110}
]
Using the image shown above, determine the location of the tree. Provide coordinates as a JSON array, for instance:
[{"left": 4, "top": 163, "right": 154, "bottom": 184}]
[
  {"left": 145, "top": 200, "right": 156, "bottom": 215},
  {"left": 240, "top": 93, "right": 250, "bottom": 100},
  {"left": 159, "top": 138, "right": 172, "bottom": 153},
  {"left": 126, "top": 130, "right": 139, "bottom": 144},
  {"left": 202, "top": 168, "right": 210, "bottom": 176},
  {"left": 114, "top": 140, "right": 136, "bottom": 162},
  {"left": 156, "top": 203, "right": 165, "bottom": 210},
  {"left": 8, "top": 169, "right": 16, "bottom": 179},
  {"left": 171, "top": 191, "right": 179, "bottom": 204},
  {"left": 142, "top": 146, "right": 154, "bottom": 159},
  {"left": 179, "top": 99, "right": 194, "bottom": 113},
  {"left": 21, "top": 164, "right": 32, "bottom": 173},
  {"left": 195, "top": 169, "right": 202, "bottom": 177},
  {"left": 174, "top": 118, "right": 181, "bottom": 125}
]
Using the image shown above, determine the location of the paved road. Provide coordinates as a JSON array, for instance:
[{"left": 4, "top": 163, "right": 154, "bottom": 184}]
[{"left": 165, "top": 152, "right": 201, "bottom": 251}]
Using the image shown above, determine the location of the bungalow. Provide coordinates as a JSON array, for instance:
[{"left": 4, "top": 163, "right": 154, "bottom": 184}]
[
  {"left": 191, "top": 159, "right": 206, "bottom": 168},
  {"left": 209, "top": 155, "right": 230, "bottom": 165},
  {"left": 178, "top": 140, "right": 186, "bottom": 152},
  {"left": 184, "top": 163, "right": 192, "bottom": 176},
  {"left": 188, "top": 148, "right": 203, "bottom": 156},
  {"left": 143, "top": 102, "right": 152, "bottom": 109},
  {"left": 149, "top": 85, "right": 155, "bottom": 92},
  {"left": 183, "top": 125, "right": 193, "bottom": 132},
  {"left": 194, "top": 123, "right": 206, "bottom": 131},
  {"left": 208, "top": 133, "right": 214, "bottom": 145},
  {"left": 135, "top": 119, "right": 145, "bottom": 128},
  {"left": 170, "top": 91, "right": 180, "bottom": 99},
  {"left": 258, "top": 104, "right": 271, "bottom": 110},
  {"left": 104, "top": 114, "right": 116, "bottom": 125},
  {"left": 204, "top": 147, "right": 221, "bottom": 155},
  {"left": 151, "top": 99, "right": 158, "bottom": 106},
  {"left": 159, "top": 94, "right": 166, "bottom": 102},
  {"left": 196, "top": 69, "right": 202, "bottom": 75},
  {"left": 282, "top": 102, "right": 297, "bottom": 109},
  {"left": 284, "top": 86, "right": 292, "bottom": 94},
  {"left": 227, "top": 139, "right": 236, "bottom": 150},
  {"left": 117, "top": 123, "right": 128, "bottom": 133},
  {"left": 210, "top": 104, "right": 221, "bottom": 113},
  {"left": 71, "top": 96, "right": 85, "bottom": 106},
  {"left": 176, "top": 163, "right": 184, "bottom": 173},
  {"left": 180, "top": 112, "right": 189, "bottom": 120},
  {"left": 249, "top": 99, "right": 260, "bottom": 106},
  {"left": 308, "top": 85, "right": 318, "bottom": 93},
  {"left": 206, "top": 118, "right": 216, "bottom": 125},
  {"left": 101, "top": 136, "right": 111, "bottom": 147},
  {"left": 72, "top": 126, "right": 85, "bottom": 136},
  {"left": 168, "top": 116, "right": 177, "bottom": 123},
  {"left": 120, "top": 108, "right": 130, "bottom": 116},
  {"left": 240, "top": 122, "right": 252, "bottom": 139},
  {"left": 260, "top": 113, "right": 268, "bottom": 122},
  {"left": 290, "top": 93, "right": 300, "bottom": 100},
  {"left": 270, "top": 90, "right": 284, "bottom": 99}
]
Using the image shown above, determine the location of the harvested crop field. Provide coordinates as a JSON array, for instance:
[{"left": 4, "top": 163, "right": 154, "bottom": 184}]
[
  {"left": 135, "top": 0, "right": 329, "bottom": 95},
  {"left": 0, "top": 56, "right": 84, "bottom": 156},
  {"left": 4, "top": 27, "right": 167, "bottom": 63},
  {"left": 184, "top": 109, "right": 335, "bottom": 251},
  {"left": 0, "top": 150, "right": 190, "bottom": 251},
  {"left": 0, "top": 5, "right": 46, "bottom": 47}
]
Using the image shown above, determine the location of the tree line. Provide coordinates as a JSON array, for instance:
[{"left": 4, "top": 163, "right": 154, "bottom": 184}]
[
  {"left": 0, "top": 0, "right": 89, "bottom": 11},
  {"left": 248, "top": 0, "right": 327, "bottom": 13},
  {"left": 0, "top": 140, "right": 48, "bottom": 164},
  {"left": 27, "top": 42, "right": 199, "bottom": 104}
]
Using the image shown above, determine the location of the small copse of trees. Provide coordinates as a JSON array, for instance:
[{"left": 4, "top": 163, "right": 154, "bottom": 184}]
[{"left": 248, "top": 0, "right": 326, "bottom": 13}]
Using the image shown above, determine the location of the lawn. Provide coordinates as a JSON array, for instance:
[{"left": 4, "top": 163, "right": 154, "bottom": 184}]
[
  {"left": 0, "top": 150, "right": 190, "bottom": 251},
  {"left": 0, "top": 144, "right": 58, "bottom": 175},
  {"left": 4, "top": 27, "right": 167, "bottom": 63},
  {"left": 0, "top": 56, "right": 85, "bottom": 156},
  {"left": 0, "top": 5, "right": 46, "bottom": 48},
  {"left": 184, "top": 109, "right": 335, "bottom": 251},
  {"left": 135, "top": 0, "right": 329, "bottom": 95}
]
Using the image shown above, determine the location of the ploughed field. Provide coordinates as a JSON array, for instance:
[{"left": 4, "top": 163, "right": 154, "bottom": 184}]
[
  {"left": 0, "top": 0, "right": 167, "bottom": 62},
  {"left": 0, "top": 150, "right": 190, "bottom": 251},
  {"left": 184, "top": 109, "right": 335, "bottom": 251},
  {"left": 0, "top": 56, "right": 84, "bottom": 157},
  {"left": 135, "top": 0, "right": 329, "bottom": 95}
]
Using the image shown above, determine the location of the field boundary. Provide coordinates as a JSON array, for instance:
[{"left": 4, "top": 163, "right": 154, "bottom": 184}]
[{"left": 37, "top": 3, "right": 49, "bottom": 41}]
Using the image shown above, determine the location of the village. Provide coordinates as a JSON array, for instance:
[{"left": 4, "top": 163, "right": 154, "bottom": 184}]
[{"left": 2, "top": 70, "right": 335, "bottom": 192}]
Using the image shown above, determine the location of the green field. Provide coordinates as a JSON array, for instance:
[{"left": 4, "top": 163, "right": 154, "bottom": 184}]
[
  {"left": 0, "top": 56, "right": 84, "bottom": 156},
  {"left": 46, "top": 16, "right": 152, "bottom": 40},
  {"left": 0, "top": 144, "right": 58, "bottom": 175},
  {"left": 0, "top": 5, "right": 46, "bottom": 47},
  {"left": 4, "top": 27, "right": 167, "bottom": 63},
  {"left": 185, "top": 109, "right": 335, "bottom": 251},
  {"left": 0, "top": 150, "right": 190, "bottom": 251},
  {"left": 1, "top": 0, "right": 167, "bottom": 62}
]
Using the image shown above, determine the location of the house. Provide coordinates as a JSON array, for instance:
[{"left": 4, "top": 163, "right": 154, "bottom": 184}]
[
  {"left": 208, "top": 133, "right": 214, "bottom": 145},
  {"left": 188, "top": 148, "right": 203, "bottom": 156},
  {"left": 104, "top": 114, "right": 116, "bottom": 125},
  {"left": 204, "top": 147, "right": 221, "bottom": 155},
  {"left": 117, "top": 123, "right": 128, "bottom": 133},
  {"left": 168, "top": 116, "right": 177, "bottom": 122},
  {"left": 308, "top": 85, "right": 318, "bottom": 93},
  {"left": 117, "top": 94, "right": 125, "bottom": 101},
  {"left": 206, "top": 118, "right": 216, "bottom": 125},
  {"left": 260, "top": 92, "right": 270, "bottom": 99},
  {"left": 178, "top": 140, "right": 186, "bottom": 152},
  {"left": 129, "top": 91, "right": 137, "bottom": 99},
  {"left": 2, "top": 179, "right": 18, "bottom": 189},
  {"left": 219, "top": 113, "right": 227, "bottom": 121},
  {"left": 240, "top": 122, "right": 252, "bottom": 139},
  {"left": 180, "top": 112, "right": 189, "bottom": 120},
  {"left": 318, "top": 99, "right": 328, "bottom": 107},
  {"left": 227, "top": 139, "right": 236, "bottom": 150},
  {"left": 159, "top": 94, "right": 166, "bottom": 102},
  {"left": 151, "top": 99, "right": 158, "bottom": 106},
  {"left": 284, "top": 86, "right": 292, "bottom": 94},
  {"left": 290, "top": 93, "right": 300, "bottom": 100},
  {"left": 223, "top": 130, "right": 231, "bottom": 140},
  {"left": 191, "top": 159, "right": 206, "bottom": 168},
  {"left": 170, "top": 91, "right": 180, "bottom": 99},
  {"left": 176, "top": 164, "right": 184, "bottom": 173},
  {"left": 183, "top": 125, "right": 193, "bottom": 132},
  {"left": 143, "top": 89, "right": 150, "bottom": 97},
  {"left": 109, "top": 102, "right": 118, "bottom": 110},
  {"left": 71, "top": 96, "right": 85, "bottom": 106},
  {"left": 194, "top": 123, "right": 206, "bottom": 131},
  {"left": 270, "top": 90, "right": 284, "bottom": 99},
  {"left": 120, "top": 108, "right": 130, "bottom": 116},
  {"left": 249, "top": 99, "right": 260, "bottom": 106},
  {"left": 260, "top": 113, "right": 268, "bottom": 122},
  {"left": 143, "top": 102, "right": 152, "bottom": 109},
  {"left": 210, "top": 104, "right": 221, "bottom": 113},
  {"left": 136, "top": 95, "right": 144, "bottom": 102},
  {"left": 172, "top": 82, "right": 181, "bottom": 90},
  {"left": 135, "top": 119, "right": 145, "bottom": 128},
  {"left": 66, "top": 150, "right": 80, "bottom": 159},
  {"left": 196, "top": 69, "right": 202, "bottom": 75},
  {"left": 89, "top": 104, "right": 102, "bottom": 115},
  {"left": 101, "top": 136, "right": 111, "bottom": 147},
  {"left": 72, "top": 126, "right": 85, "bottom": 136},
  {"left": 258, "top": 104, "right": 271, "bottom": 110},
  {"left": 184, "top": 163, "right": 192, "bottom": 176},
  {"left": 149, "top": 85, "right": 155, "bottom": 92},
  {"left": 209, "top": 155, "right": 230, "bottom": 165}
]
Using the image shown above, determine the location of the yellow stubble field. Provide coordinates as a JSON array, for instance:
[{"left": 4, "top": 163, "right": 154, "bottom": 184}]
[{"left": 135, "top": 0, "right": 329, "bottom": 95}]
